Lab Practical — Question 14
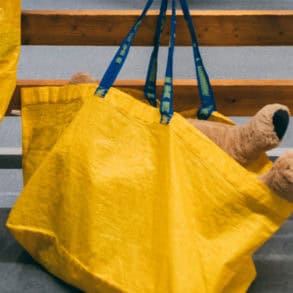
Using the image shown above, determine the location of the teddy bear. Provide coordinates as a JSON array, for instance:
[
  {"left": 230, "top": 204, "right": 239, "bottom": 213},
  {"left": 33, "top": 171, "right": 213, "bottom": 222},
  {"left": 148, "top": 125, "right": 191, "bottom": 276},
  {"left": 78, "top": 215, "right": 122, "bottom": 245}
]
[
  {"left": 188, "top": 104, "right": 293, "bottom": 202},
  {"left": 69, "top": 72, "right": 293, "bottom": 202}
]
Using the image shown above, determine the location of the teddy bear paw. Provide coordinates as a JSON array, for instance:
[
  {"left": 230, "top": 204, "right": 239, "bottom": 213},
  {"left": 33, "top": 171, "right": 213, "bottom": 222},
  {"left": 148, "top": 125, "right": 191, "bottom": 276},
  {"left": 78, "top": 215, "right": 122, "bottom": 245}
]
[
  {"left": 252, "top": 104, "right": 290, "bottom": 149},
  {"left": 272, "top": 106, "right": 290, "bottom": 140},
  {"left": 261, "top": 151, "right": 293, "bottom": 202}
]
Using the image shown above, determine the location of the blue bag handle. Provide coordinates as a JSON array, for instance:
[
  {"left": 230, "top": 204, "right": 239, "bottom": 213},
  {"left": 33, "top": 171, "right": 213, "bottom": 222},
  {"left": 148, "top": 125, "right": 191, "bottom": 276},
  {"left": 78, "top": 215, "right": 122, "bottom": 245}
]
[
  {"left": 160, "top": 0, "right": 176, "bottom": 124},
  {"left": 95, "top": 0, "right": 155, "bottom": 97},
  {"left": 179, "top": 0, "right": 216, "bottom": 119},
  {"left": 144, "top": 0, "right": 216, "bottom": 120},
  {"left": 144, "top": 0, "right": 168, "bottom": 107},
  {"left": 95, "top": 0, "right": 176, "bottom": 124}
]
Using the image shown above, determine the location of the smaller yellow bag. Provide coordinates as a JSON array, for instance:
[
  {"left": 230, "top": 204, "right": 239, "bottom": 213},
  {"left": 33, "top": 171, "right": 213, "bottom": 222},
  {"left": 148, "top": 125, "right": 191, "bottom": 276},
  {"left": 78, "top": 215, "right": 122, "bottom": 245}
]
[{"left": 0, "top": 0, "right": 21, "bottom": 121}]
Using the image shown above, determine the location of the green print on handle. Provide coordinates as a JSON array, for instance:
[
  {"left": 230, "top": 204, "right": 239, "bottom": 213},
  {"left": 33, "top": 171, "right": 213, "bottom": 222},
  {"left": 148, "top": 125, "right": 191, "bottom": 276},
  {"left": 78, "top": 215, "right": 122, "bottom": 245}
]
[
  {"left": 163, "top": 84, "right": 172, "bottom": 100},
  {"left": 115, "top": 44, "right": 128, "bottom": 64},
  {"left": 198, "top": 66, "right": 210, "bottom": 97},
  {"left": 162, "top": 101, "right": 171, "bottom": 113},
  {"left": 200, "top": 105, "right": 214, "bottom": 116},
  {"left": 165, "top": 77, "right": 172, "bottom": 83},
  {"left": 115, "top": 57, "right": 123, "bottom": 64},
  {"left": 160, "top": 115, "right": 170, "bottom": 124},
  {"left": 149, "top": 63, "right": 157, "bottom": 82},
  {"left": 96, "top": 88, "right": 107, "bottom": 97},
  {"left": 127, "top": 32, "right": 134, "bottom": 42},
  {"left": 120, "top": 44, "right": 128, "bottom": 56},
  {"left": 146, "top": 92, "right": 155, "bottom": 99},
  {"left": 127, "top": 20, "right": 142, "bottom": 42}
]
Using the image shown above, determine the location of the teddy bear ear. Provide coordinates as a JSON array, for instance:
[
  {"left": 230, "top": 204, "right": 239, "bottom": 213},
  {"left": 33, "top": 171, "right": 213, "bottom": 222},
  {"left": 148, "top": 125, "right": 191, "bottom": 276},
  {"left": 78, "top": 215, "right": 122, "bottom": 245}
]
[
  {"left": 273, "top": 109, "right": 290, "bottom": 140},
  {"left": 69, "top": 72, "right": 96, "bottom": 84}
]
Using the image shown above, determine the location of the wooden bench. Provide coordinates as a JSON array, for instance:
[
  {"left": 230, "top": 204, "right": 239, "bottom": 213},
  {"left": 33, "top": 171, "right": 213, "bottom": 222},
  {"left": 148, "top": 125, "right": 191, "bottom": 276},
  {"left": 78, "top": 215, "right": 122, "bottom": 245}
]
[
  {"left": 2, "top": 9, "right": 293, "bottom": 169},
  {"left": 1, "top": 9, "right": 293, "bottom": 292}
]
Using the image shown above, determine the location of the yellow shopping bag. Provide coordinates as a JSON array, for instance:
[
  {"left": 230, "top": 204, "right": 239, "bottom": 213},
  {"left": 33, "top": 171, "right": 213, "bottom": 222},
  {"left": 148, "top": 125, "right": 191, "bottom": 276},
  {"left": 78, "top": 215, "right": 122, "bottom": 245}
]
[
  {"left": 7, "top": 83, "right": 293, "bottom": 293},
  {"left": 0, "top": 0, "right": 21, "bottom": 121},
  {"left": 6, "top": 0, "right": 293, "bottom": 292}
]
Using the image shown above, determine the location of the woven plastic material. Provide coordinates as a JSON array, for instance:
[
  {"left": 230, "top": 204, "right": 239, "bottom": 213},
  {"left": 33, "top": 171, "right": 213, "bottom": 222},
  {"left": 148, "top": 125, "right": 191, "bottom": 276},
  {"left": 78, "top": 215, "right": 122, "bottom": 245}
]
[
  {"left": 0, "top": 0, "right": 21, "bottom": 121},
  {"left": 7, "top": 84, "right": 293, "bottom": 292}
]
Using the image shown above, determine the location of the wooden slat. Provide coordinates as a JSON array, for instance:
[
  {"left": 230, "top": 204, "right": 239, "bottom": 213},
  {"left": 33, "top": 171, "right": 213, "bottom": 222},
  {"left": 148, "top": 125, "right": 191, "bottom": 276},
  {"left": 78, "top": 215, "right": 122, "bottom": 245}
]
[
  {"left": 22, "top": 10, "right": 293, "bottom": 46},
  {"left": 7, "top": 79, "right": 293, "bottom": 117},
  {"left": 0, "top": 146, "right": 288, "bottom": 169}
]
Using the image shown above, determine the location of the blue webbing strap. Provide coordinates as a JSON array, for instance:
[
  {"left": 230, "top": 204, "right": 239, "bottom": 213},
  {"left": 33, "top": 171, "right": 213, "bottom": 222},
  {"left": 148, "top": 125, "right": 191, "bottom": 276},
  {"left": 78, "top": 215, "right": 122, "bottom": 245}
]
[
  {"left": 160, "top": 0, "right": 176, "bottom": 124},
  {"left": 144, "top": 0, "right": 168, "bottom": 107},
  {"left": 95, "top": 0, "right": 154, "bottom": 97},
  {"left": 179, "top": 0, "right": 216, "bottom": 120}
]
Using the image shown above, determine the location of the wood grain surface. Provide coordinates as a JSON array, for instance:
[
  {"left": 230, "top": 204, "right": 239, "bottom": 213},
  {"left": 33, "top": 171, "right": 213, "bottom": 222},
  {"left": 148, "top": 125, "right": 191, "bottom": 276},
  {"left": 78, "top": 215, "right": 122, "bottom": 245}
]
[
  {"left": 7, "top": 79, "right": 293, "bottom": 116},
  {"left": 21, "top": 10, "right": 293, "bottom": 46}
]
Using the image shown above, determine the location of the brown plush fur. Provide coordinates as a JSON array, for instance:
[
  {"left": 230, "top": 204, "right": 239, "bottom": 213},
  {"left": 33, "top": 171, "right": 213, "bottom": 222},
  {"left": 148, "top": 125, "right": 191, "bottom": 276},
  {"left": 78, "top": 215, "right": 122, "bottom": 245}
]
[
  {"left": 68, "top": 72, "right": 95, "bottom": 84},
  {"left": 188, "top": 105, "right": 293, "bottom": 202},
  {"left": 260, "top": 152, "right": 293, "bottom": 202},
  {"left": 188, "top": 104, "right": 287, "bottom": 166},
  {"left": 69, "top": 73, "right": 293, "bottom": 202}
]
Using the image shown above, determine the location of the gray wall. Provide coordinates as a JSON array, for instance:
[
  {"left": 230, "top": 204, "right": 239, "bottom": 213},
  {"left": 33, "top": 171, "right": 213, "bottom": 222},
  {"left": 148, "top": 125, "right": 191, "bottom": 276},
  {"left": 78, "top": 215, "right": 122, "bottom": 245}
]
[{"left": 22, "top": 0, "right": 293, "bottom": 10}]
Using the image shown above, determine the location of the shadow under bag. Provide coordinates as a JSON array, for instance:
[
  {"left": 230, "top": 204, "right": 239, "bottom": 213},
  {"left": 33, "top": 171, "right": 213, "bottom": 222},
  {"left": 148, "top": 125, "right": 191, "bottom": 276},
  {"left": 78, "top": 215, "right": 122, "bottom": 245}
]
[{"left": 7, "top": 0, "right": 293, "bottom": 292}]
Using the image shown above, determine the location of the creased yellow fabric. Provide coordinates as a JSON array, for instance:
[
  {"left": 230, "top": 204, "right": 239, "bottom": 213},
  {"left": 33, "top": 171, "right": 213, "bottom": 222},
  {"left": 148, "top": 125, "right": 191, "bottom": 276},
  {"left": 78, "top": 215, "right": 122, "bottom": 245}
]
[
  {"left": 0, "top": 0, "right": 21, "bottom": 121},
  {"left": 7, "top": 84, "right": 293, "bottom": 292}
]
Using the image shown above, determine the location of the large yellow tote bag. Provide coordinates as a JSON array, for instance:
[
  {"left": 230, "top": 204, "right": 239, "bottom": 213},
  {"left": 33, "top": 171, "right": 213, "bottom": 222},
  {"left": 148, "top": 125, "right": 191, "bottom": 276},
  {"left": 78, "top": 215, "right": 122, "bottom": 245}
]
[
  {"left": 7, "top": 0, "right": 293, "bottom": 292},
  {"left": 0, "top": 0, "right": 21, "bottom": 120}
]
